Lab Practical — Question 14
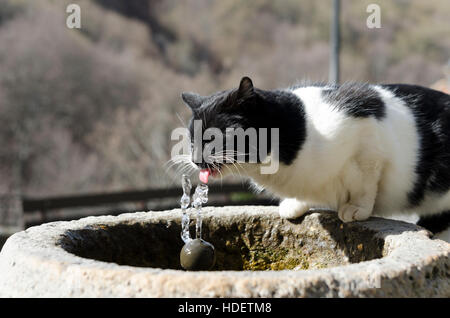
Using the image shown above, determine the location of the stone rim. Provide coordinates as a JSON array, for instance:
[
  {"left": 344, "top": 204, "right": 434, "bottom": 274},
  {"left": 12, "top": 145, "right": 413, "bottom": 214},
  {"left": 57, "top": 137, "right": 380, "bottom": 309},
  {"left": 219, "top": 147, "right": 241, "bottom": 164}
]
[{"left": 0, "top": 206, "right": 449, "bottom": 297}]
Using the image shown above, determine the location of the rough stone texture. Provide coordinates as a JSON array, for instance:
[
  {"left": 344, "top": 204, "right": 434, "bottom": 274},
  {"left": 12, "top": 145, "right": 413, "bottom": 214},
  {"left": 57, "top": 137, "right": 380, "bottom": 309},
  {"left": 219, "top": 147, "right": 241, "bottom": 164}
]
[{"left": 0, "top": 206, "right": 449, "bottom": 297}]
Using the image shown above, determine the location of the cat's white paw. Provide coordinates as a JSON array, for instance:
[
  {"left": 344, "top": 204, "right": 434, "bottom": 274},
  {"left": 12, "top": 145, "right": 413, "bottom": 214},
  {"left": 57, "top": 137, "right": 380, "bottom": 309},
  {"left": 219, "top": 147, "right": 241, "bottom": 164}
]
[
  {"left": 338, "top": 203, "right": 371, "bottom": 223},
  {"left": 279, "top": 198, "right": 310, "bottom": 219}
]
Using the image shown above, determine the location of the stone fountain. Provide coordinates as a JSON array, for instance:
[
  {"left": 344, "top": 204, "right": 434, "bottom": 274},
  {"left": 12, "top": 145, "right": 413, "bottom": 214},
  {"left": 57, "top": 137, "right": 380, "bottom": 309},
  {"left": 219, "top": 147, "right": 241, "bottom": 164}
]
[{"left": 0, "top": 206, "right": 448, "bottom": 297}]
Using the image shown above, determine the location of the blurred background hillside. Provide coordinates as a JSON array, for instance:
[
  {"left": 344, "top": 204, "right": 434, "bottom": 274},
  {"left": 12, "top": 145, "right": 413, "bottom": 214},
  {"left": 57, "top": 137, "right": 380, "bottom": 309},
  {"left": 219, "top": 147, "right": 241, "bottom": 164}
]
[{"left": 0, "top": 0, "right": 449, "bottom": 204}]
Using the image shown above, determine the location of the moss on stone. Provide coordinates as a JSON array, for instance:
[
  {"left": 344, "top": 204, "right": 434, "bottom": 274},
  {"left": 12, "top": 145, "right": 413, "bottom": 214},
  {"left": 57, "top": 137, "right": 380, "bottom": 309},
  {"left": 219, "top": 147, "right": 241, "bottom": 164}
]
[{"left": 241, "top": 247, "right": 312, "bottom": 271}]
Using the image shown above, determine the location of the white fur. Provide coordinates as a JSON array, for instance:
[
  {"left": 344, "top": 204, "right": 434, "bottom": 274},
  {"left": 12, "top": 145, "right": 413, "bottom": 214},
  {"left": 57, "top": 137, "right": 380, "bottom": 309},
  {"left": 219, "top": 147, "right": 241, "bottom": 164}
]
[
  {"left": 371, "top": 86, "right": 419, "bottom": 216},
  {"left": 235, "top": 85, "right": 450, "bottom": 223}
]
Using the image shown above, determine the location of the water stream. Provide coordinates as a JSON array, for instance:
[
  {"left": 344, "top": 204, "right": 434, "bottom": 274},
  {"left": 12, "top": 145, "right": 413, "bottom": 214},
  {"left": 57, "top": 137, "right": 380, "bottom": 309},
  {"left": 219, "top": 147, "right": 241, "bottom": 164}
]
[{"left": 180, "top": 174, "right": 208, "bottom": 243}]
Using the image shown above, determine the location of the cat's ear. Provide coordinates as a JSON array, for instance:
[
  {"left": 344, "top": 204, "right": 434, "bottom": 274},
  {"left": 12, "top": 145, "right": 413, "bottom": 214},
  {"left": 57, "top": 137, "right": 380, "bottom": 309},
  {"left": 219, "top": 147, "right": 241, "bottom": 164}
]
[
  {"left": 181, "top": 92, "right": 204, "bottom": 110},
  {"left": 237, "top": 76, "right": 255, "bottom": 101}
]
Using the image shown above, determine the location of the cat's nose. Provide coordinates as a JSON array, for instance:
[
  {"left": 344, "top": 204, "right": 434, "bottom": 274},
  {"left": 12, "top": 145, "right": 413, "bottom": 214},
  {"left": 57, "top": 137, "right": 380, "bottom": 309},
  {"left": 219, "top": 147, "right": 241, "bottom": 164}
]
[{"left": 197, "top": 161, "right": 210, "bottom": 169}]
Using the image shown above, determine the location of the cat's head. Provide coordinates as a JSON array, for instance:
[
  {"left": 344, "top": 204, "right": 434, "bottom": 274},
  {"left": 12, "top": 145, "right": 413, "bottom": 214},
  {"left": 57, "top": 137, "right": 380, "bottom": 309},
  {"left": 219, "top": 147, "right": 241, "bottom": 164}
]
[{"left": 181, "top": 76, "right": 264, "bottom": 178}]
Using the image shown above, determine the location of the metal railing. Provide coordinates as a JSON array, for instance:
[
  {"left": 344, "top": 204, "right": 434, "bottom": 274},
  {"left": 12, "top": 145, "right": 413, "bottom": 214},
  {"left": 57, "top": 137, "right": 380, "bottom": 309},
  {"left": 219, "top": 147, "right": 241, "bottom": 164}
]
[{"left": 16, "top": 183, "right": 278, "bottom": 227}]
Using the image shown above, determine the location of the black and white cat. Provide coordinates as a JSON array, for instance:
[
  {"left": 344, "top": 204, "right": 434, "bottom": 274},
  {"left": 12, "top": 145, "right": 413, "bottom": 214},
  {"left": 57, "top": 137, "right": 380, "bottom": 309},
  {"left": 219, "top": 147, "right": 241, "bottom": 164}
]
[{"left": 181, "top": 77, "right": 450, "bottom": 237}]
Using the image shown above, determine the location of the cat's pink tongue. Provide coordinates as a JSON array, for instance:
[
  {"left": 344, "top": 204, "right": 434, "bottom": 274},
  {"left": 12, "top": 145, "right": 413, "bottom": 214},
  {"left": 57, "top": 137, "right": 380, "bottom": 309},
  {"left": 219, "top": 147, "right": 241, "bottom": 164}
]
[{"left": 199, "top": 169, "right": 210, "bottom": 184}]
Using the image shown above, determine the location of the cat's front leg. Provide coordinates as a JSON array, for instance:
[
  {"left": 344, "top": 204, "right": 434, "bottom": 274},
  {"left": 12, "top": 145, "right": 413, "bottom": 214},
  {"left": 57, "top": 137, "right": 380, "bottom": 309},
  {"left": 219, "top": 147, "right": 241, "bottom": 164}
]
[
  {"left": 338, "top": 203, "right": 373, "bottom": 222},
  {"left": 279, "top": 198, "right": 310, "bottom": 219},
  {"left": 338, "top": 158, "right": 382, "bottom": 223}
]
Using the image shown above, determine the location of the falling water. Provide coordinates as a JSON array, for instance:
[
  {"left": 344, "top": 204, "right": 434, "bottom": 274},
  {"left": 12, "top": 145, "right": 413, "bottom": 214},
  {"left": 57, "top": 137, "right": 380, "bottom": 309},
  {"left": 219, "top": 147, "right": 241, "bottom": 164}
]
[
  {"left": 179, "top": 174, "right": 215, "bottom": 271},
  {"left": 180, "top": 175, "right": 192, "bottom": 243},
  {"left": 192, "top": 183, "right": 208, "bottom": 239},
  {"left": 180, "top": 175, "right": 208, "bottom": 242}
]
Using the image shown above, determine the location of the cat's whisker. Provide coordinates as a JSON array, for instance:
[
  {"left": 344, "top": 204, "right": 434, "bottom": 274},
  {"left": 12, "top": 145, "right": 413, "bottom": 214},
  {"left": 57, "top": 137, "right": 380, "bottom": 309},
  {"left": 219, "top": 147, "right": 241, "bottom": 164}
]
[
  {"left": 175, "top": 112, "right": 188, "bottom": 130},
  {"left": 210, "top": 161, "right": 224, "bottom": 185},
  {"left": 164, "top": 154, "right": 191, "bottom": 166},
  {"left": 164, "top": 155, "right": 194, "bottom": 175}
]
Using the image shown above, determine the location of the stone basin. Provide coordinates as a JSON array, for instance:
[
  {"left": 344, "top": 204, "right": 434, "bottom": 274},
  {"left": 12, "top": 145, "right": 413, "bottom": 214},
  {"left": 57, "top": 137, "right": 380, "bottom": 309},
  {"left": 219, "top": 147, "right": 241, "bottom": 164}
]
[{"left": 0, "top": 206, "right": 449, "bottom": 297}]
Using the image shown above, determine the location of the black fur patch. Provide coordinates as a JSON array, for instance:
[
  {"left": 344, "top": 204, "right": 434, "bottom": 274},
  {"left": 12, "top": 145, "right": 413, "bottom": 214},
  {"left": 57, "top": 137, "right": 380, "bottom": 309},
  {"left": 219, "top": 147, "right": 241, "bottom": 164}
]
[
  {"left": 252, "top": 89, "right": 307, "bottom": 165},
  {"left": 417, "top": 211, "right": 450, "bottom": 234},
  {"left": 382, "top": 84, "right": 450, "bottom": 207},
  {"left": 321, "top": 83, "right": 386, "bottom": 119}
]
